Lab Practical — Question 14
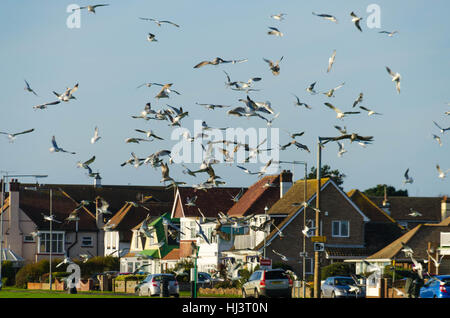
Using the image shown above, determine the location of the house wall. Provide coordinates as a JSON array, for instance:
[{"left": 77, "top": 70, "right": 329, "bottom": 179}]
[{"left": 265, "top": 183, "right": 367, "bottom": 276}]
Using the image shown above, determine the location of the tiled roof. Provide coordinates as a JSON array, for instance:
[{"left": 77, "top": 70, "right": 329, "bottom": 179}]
[
  {"left": 162, "top": 248, "right": 180, "bottom": 261},
  {"left": 369, "top": 196, "right": 442, "bottom": 222},
  {"left": 227, "top": 174, "right": 281, "bottom": 217},
  {"left": 20, "top": 183, "right": 174, "bottom": 217},
  {"left": 174, "top": 186, "right": 243, "bottom": 218},
  {"left": 17, "top": 188, "right": 98, "bottom": 231},
  {"left": 348, "top": 190, "right": 404, "bottom": 227},
  {"left": 325, "top": 247, "right": 372, "bottom": 258},
  {"left": 268, "top": 178, "right": 330, "bottom": 215}
]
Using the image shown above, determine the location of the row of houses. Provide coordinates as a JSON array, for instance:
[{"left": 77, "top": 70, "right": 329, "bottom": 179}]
[{"left": 1, "top": 171, "right": 449, "bottom": 279}]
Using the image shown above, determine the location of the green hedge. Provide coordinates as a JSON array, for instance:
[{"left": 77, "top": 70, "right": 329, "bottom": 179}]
[
  {"left": 114, "top": 274, "right": 146, "bottom": 282},
  {"left": 1, "top": 261, "right": 17, "bottom": 286},
  {"left": 321, "top": 262, "right": 354, "bottom": 280}
]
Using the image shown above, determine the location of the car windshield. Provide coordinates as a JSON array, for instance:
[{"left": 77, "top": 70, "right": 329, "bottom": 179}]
[
  {"left": 334, "top": 278, "right": 354, "bottom": 286},
  {"left": 265, "top": 271, "right": 287, "bottom": 280}
]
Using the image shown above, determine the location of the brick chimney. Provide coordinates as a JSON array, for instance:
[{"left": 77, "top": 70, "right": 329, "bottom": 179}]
[
  {"left": 280, "top": 170, "right": 293, "bottom": 198},
  {"left": 442, "top": 195, "right": 450, "bottom": 221}
]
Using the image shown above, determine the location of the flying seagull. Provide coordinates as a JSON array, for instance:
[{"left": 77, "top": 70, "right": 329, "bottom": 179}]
[
  {"left": 352, "top": 93, "right": 364, "bottom": 108},
  {"left": 33, "top": 100, "right": 61, "bottom": 110},
  {"left": 327, "top": 50, "right": 336, "bottom": 73},
  {"left": 436, "top": 164, "right": 450, "bottom": 179},
  {"left": 91, "top": 126, "right": 101, "bottom": 144},
  {"left": 193, "top": 57, "right": 247, "bottom": 69},
  {"left": 322, "top": 82, "right": 345, "bottom": 97},
  {"left": 272, "top": 250, "right": 289, "bottom": 262},
  {"left": 270, "top": 13, "right": 287, "bottom": 21},
  {"left": 49, "top": 136, "right": 76, "bottom": 154},
  {"left": 350, "top": 12, "right": 363, "bottom": 32},
  {"left": 24, "top": 79, "right": 38, "bottom": 96},
  {"left": 74, "top": 4, "right": 109, "bottom": 14},
  {"left": 138, "top": 17, "right": 180, "bottom": 28},
  {"left": 293, "top": 94, "right": 312, "bottom": 109},
  {"left": 379, "top": 31, "right": 399, "bottom": 37},
  {"left": 433, "top": 121, "right": 450, "bottom": 134},
  {"left": 147, "top": 33, "right": 158, "bottom": 42},
  {"left": 324, "top": 102, "right": 360, "bottom": 119},
  {"left": 263, "top": 56, "right": 283, "bottom": 76},
  {"left": 432, "top": 134, "right": 442, "bottom": 146},
  {"left": 76, "top": 155, "right": 96, "bottom": 170},
  {"left": 312, "top": 12, "right": 338, "bottom": 23},
  {"left": 337, "top": 142, "right": 347, "bottom": 157},
  {"left": 0, "top": 128, "right": 35, "bottom": 143},
  {"left": 386, "top": 66, "right": 401, "bottom": 93},
  {"left": 135, "top": 129, "right": 164, "bottom": 140},
  {"left": 408, "top": 208, "right": 422, "bottom": 217},
  {"left": 53, "top": 83, "right": 78, "bottom": 102},
  {"left": 403, "top": 168, "right": 413, "bottom": 184},
  {"left": 306, "top": 82, "right": 318, "bottom": 95},
  {"left": 267, "top": 26, "right": 283, "bottom": 37},
  {"left": 359, "top": 106, "right": 382, "bottom": 116}
]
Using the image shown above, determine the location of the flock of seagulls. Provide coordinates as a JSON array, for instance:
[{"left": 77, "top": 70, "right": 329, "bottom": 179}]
[{"left": 4, "top": 3, "right": 449, "bottom": 279}]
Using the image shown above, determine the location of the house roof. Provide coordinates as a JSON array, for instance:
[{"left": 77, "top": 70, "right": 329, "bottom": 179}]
[
  {"left": 18, "top": 188, "right": 98, "bottom": 231},
  {"left": 348, "top": 190, "right": 404, "bottom": 228},
  {"left": 172, "top": 186, "right": 243, "bottom": 218},
  {"left": 162, "top": 248, "right": 180, "bottom": 261},
  {"left": 365, "top": 223, "right": 450, "bottom": 260},
  {"left": 226, "top": 174, "right": 281, "bottom": 217},
  {"left": 267, "top": 178, "right": 330, "bottom": 215},
  {"left": 106, "top": 201, "right": 172, "bottom": 242},
  {"left": 19, "top": 183, "right": 174, "bottom": 217},
  {"left": 369, "top": 196, "right": 442, "bottom": 222}
]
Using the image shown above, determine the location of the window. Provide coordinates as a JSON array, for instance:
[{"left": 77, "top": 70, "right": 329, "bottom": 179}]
[
  {"left": 332, "top": 220, "right": 349, "bottom": 237},
  {"left": 81, "top": 236, "right": 93, "bottom": 247},
  {"left": 23, "top": 235, "right": 35, "bottom": 243},
  {"left": 38, "top": 232, "right": 65, "bottom": 254}
]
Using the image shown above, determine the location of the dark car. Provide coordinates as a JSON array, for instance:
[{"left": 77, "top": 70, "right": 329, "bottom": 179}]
[
  {"left": 242, "top": 269, "right": 292, "bottom": 298},
  {"left": 420, "top": 275, "right": 450, "bottom": 298},
  {"left": 321, "top": 276, "right": 365, "bottom": 298}
]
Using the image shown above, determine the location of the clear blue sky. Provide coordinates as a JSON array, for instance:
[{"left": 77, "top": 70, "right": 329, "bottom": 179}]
[{"left": 1, "top": 0, "right": 449, "bottom": 197}]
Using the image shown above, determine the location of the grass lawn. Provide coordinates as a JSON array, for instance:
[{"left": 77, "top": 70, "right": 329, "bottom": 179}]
[{"left": 0, "top": 287, "right": 241, "bottom": 298}]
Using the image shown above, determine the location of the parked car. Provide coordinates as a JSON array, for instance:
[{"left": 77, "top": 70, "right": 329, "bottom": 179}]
[
  {"left": 420, "top": 275, "right": 450, "bottom": 298},
  {"left": 320, "top": 276, "right": 365, "bottom": 298},
  {"left": 197, "top": 272, "right": 214, "bottom": 288},
  {"left": 135, "top": 274, "right": 179, "bottom": 297},
  {"left": 242, "top": 269, "right": 292, "bottom": 298}
]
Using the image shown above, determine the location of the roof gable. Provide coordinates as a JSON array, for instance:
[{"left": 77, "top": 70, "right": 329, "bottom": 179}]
[{"left": 227, "top": 174, "right": 281, "bottom": 217}]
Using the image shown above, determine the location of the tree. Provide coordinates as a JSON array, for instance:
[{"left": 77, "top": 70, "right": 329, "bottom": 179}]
[
  {"left": 307, "top": 164, "right": 346, "bottom": 188},
  {"left": 363, "top": 184, "right": 408, "bottom": 197}
]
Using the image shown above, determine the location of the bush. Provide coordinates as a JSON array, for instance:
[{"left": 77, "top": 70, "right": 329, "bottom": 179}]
[
  {"left": 382, "top": 265, "right": 412, "bottom": 280},
  {"left": 41, "top": 272, "right": 70, "bottom": 283},
  {"left": 1, "top": 261, "right": 17, "bottom": 286},
  {"left": 114, "top": 274, "right": 146, "bottom": 282},
  {"left": 321, "top": 262, "right": 354, "bottom": 280}
]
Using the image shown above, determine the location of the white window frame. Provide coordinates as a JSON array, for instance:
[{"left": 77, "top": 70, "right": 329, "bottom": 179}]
[
  {"left": 331, "top": 220, "right": 350, "bottom": 238},
  {"left": 23, "top": 235, "right": 35, "bottom": 243},
  {"left": 38, "top": 231, "right": 65, "bottom": 254}
]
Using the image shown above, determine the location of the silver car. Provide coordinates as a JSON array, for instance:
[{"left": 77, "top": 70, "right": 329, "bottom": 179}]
[
  {"left": 242, "top": 269, "right": 292, "bottom": 298},
  {"left": 320, "top": 276, "right": 365, "bottom": 298},
  {"left": 135, "top": 274, "right": 179, "bottom": 297}
]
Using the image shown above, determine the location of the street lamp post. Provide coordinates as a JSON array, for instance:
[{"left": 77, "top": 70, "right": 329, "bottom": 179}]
[
  {"left": 263, "top": 206, "right": 268, "bottom": 259},
  {"left": 313, "top": 140, "right": 322, "bottom": 298}
]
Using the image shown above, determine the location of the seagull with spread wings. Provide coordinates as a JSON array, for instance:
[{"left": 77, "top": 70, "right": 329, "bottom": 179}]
[
  {"left": 270, "top": 13, "right": 287, "bottom": 21},
  {"left": 350, "top": 12, "right": 363, "bottom": 32},
  {"left": 433, "top": 121, "right": 450, "bottom": 134},
  {"left": 432, "top": 134, "right": 443, "bottom": 146},
  {"left": 147, "top": 33, "right": 158, "bottom": 42},
  {"left": 306, "top": 82, "right": 318, "bottom": 95},
  {"left": 74, "top": 4, "right": 109, "bottom": 14},
  {"left": 135, "top": 129, "right": 164, "bottom": 140},
  {"left": 24, "top": 79, "right": 38, "bottom": 96},
  {"left": 263, "top": 56, "right": 283, "bottom": 76},
  {"left": 267, "top": 26, "right": 284, "bottom": 37},
  {"left": 91, "top": 126, "right": 101, "bottom": 144},
  {"left": 139, "top": 17, "right": 180, "bottom": 27},
  {"left": 436, "top": 164, "right": 450, "bottom": 179},
  {"left": 33, "top": 100, "right": 61, "bottom": 110},
  {"left": 312, "top": 12, "right": 338, "bottom": 23},
  {"left": 272, "top": 250, "right": 289, "bottom": 262},
  {"left": 386, "top": 66, "right": 401, "bottom": 93},
  {"left": 193, "top": 57, "right": 247, "bottom": 69},
  {"left": 327, "top": 50, "right": 336, "bottom": 73},
  {"left": 322, "top": 82, "right": 345, "bottom": 97},
  {"left": 324, "top": 102, "right": 360, "bottom": 120},
  {"left": 49, "top": 136, "right": 76, "bottom": 154},
  {"left": 53, "top": 83, "right": 78, "bottom": 102},
  {"left": 0, "top": 128, "right": 35, "bottom": 143},
  {"left": 379, "top": 30, "right": 399, "bottom": 37},
  {"left": 403, "top": 168, "right": 413, "bottom": 184},
  {"left": 293, "top": 94, "right": 312, "bottom": 109},
  {"left": 359, "top": 106, "right": 382, "bottom": 116},
  {"left": 352, "top": 93, "right": 364, "bottom": 108},
  {"left": 76, "top": 155, "right": 96, "bottom": 170}
]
